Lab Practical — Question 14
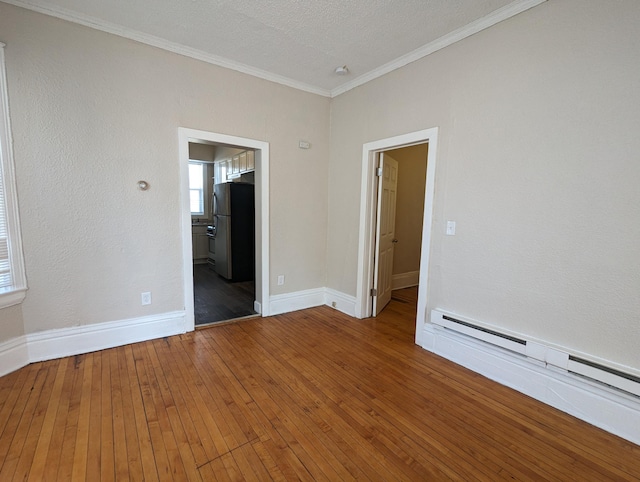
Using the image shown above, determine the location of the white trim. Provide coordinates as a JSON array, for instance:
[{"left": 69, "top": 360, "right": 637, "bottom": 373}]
[
  {"left": 431, "top": 308, "right": 640, "bottom": 383},
  {"left": 269, "top": 288, "right": 326, "bottom": 316},
  {"left": 3, "top": 0, "right": 545, "bottom": 99},
  {"left": 0, "top": 43, "right": 28, "bottom": 308},
  {"left": 1, "top": 0, "right": 331, "bottom": 98},
  {"left": 324, "top": 288, "right": 357, "bottom": 317},
  {"left": 421, "top": 324, "right": 640, "bottom": 446},
  {"left": 391, "top": 271, "right": 420, "bottom": 290},
  {"left": 431, "top": 309, "right": 527, "bottom": 355},
  {"left": 178, "top": 128, "right": 271, "bottom": 331},
  {"left": 27, "top": 311, "right": 185, "bottom": 362},
  {"left": 0, "top": 310, "right": 185, "bottom": 376},
  {"left": 355, "top": 128, "right": 438, "bottom": 346},
  {"left": 269, "top": 287, "right": 358, "bottom": 317},
  {"left": 0, "top": 334, "right": 28, "bottom": 377},
  {"left": 330, "top": 0, "right": 547, "bottom": 97}
]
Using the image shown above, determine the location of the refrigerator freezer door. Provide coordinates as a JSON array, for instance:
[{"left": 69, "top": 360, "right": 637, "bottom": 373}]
[
  {"left": 214, "top": 215, "right": 232, "bottom": 279},
  {"left": 213, "top": 184, "right": 231, "bottom": 216}
]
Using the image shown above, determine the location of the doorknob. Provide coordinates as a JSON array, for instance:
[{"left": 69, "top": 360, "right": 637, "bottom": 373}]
[{"left": 392, "top": 239, "right": 398, "bottom": 243}]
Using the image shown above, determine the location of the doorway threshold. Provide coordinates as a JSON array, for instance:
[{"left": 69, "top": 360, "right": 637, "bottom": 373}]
[{"left": 195, "top": 313, "right": 261, "bottom": 330}]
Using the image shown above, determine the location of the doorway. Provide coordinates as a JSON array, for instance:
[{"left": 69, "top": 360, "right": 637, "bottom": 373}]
[
  {"left": 372, "top": 144, "right": 429, "bottom": 316},
  {"left": 178, "top": 128, "right": 270, "bottom": 332},
  {"left": 355, "top": 128, "right": 438, "bottom": 346}
]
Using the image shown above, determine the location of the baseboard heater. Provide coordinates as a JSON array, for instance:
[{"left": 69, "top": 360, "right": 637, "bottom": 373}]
[{"left": 431, "top": 310, "right": 640, "bottom": 398}]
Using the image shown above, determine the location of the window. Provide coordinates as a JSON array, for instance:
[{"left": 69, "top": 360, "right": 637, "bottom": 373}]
[
  {"left": 188, "top": 161, "right": 205, "bottom": 216},
  {"left": 0, "top": 43, "right": 27, "bottom": 307}
]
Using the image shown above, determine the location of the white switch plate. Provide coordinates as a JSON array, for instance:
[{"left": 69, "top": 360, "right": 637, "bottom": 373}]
[
  {"left": 141, "top": 291, "right": 152, "bottom": 305},
  {"left": 277, "top": 275, "right": 285, "bottom": 286},
  {"left": 446, "top": 221, "right": 456, "bottom": 236},
  {"left": 298, "top": 140, "right": 310, "bottom": 149}
]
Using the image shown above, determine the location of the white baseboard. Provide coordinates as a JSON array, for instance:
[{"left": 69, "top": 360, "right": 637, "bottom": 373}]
[
  {"left": 268, "top": 287, "right": 358, "bottom": 318},
  {"left": 0, "top": 310, "right": 186, "bottom": 376},
  {"left": 269, "top": 288, "right": 326, "bottom": 316},
  {"left": 392, "top": 271, "right": 420, "bottom": 290},
  {"left": 422, "top": 324, "right": 640, "bottom": 446},
  {"left": 27, "top": 311, "right": 186, "bottom": 363},
  {"left": 324, "top": 288, "right": 357, "bottom": 317},
  {"left": 0, "top": 335, "right": 29, "bottom": 377}
]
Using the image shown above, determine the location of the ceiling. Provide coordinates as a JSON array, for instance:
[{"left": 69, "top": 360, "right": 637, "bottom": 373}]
[{"left": 3, "top": 0, "right": 545, "bottom": 97}]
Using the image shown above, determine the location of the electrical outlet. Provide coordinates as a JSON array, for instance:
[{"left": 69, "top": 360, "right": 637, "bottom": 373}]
[
  {"left": 331, "top": 301, "right": 337, "bottom": 308},
  {"left": 141, "top": 292, "right": 152, "bottom": 305},
  {"left": 277, "top": 275, "right": 285, "bottom": 286}
]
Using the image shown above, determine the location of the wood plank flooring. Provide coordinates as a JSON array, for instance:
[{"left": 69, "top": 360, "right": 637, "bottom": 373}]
[{"left": 1, "top": 287, "right": 639, "bottom": 480}]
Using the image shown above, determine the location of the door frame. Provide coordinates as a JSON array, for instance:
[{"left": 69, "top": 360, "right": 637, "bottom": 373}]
[
  {"left": 355, "top": 127, "right": 438, "bottom": 345},
  {"left": 178, "top": 128, "right": 270, "bottom": 332}
]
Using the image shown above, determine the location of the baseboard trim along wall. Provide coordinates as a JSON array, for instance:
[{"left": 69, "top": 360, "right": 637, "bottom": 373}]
[
  {"left": 391, "top": 271, "right": 420, "bottom": 290},
  {"left": 421, "top": 314, "right": 640, "bottom": 446},
  {"left": 269, "top": 287, "right": 358, "bottom": 317},
  {"left": 269, "top": 288, "right": 326, "bottom": 316},
  {"left": 0, "top": 310, "right": 186, "bottom": 377},
  {"left": 324, "top": 288, "right": 358, "bottom": 317}
]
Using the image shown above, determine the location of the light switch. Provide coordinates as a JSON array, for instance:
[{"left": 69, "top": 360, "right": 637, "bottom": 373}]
[{"left": 446, "top": 221, "right": 456, "bottom": 236}]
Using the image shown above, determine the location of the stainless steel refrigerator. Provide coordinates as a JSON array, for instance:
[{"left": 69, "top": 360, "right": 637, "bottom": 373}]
[{"left": 212, "top": 182, "right": 255, "bottom": 281}]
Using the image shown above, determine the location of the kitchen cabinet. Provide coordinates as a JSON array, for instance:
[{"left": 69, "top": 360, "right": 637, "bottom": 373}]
[
  {"left": 218, "top": 149, "right": 256, "bottom": 182},
  {"left": 246, "top": 150, "right": 255, "bottom": 171},
  {"left": 231, "top": 155, "right": 240, "bottom": 175},
  {"left": 192, "top": 225, "right": 209, "bottom": 263}
]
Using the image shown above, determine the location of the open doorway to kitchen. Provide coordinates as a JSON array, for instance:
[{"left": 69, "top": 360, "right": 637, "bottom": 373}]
[
  {"left": 179, "top": 128, "right": 270, "bottom": 332},
  {"left": 189, "top": 143, "right": 256, "bottom": 325}
]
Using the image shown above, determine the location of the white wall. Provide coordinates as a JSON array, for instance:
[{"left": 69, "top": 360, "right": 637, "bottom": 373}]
[
  {"left": 327, "top": 0, "right": 640, "bottom": 369},
  {"left": 188, "top": 143, "right": 216, "bottom": 162},
  {"left": 0, "top": 305, "right": 24, "bottom": 343},
  {"left": 0, "top": 2, "right": 330, "bottom": 335}
]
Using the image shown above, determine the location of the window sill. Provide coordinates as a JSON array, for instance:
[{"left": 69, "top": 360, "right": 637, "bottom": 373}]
[{"left": 0, "top": 287, "right": 27, "bottom": 309}]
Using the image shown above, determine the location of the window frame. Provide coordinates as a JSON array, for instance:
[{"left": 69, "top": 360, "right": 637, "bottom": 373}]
[
  {"left": 0, "top": 42, "right": 27, "bottom": 308},
  {"left": 188, "top": 160, "right": 206, "bottom": 217}
]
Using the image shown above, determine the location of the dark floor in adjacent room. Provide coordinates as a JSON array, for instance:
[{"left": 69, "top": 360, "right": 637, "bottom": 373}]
[{"left": 193, "top": 263, "right": 256, "bottom": 325}]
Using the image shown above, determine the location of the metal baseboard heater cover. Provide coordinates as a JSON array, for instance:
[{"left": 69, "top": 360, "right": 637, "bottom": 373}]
[{"left": 431, "top": 310, "right": 640, "bottom": 398}]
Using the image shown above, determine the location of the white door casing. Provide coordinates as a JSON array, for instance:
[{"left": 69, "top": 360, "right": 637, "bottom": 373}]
[
  {"left": 178, "top": 128, "right": 270, "bottom": 331},
  {"left": 356, "top": 127, "right": 438, "bottom": 346},
  {"left": 372, "top": 153, "right": 398, "bottom": 315}
]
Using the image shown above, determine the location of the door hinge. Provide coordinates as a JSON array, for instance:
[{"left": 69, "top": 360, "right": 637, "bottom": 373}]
[
  {"left": 370, "top": 288, "right": 377, "bottom": 296},
  {"left": 376, "top": 167, "right": 383, "bottom": 177}
]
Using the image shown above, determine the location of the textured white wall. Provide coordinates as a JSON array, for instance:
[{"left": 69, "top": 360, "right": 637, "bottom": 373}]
[
  {"left": 0, "top": 305, "right": 25, "bottom": 342},
  {"left": 0, "top": 3, "right": 330, "bottom": 334},
  {"left": 327, "top": 0, "right": 640, "bottom": 368}
]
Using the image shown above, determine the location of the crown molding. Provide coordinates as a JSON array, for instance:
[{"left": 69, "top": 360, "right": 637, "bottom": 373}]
[
  {"left": 1, "top": 0, "right": 546, "bottom": 99},
  {"left": 0, "top": 0, "right": 332, "bottom": 97},
  {"left": 330, "top": 0, "right": 547, "bottom": 98}
]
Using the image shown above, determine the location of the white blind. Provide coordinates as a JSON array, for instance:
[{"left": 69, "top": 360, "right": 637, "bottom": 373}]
[
  {"left": 0, "top": 64, "right": 11, "bottom": 289},
  {"left": 0, "top": 42, "right": 26, "bottom": 302}
]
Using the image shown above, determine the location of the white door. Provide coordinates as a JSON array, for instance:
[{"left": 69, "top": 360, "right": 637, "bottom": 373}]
[{"left": 372, "top": 153, "right": 398, "bottom": 315}]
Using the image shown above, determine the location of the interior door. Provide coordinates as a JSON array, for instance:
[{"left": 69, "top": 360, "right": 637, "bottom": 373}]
[{"left": 372, "top": 153, "right": 398, "bottom": 315}]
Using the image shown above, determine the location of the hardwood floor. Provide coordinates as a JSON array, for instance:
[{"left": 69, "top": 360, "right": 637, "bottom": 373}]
[
  {"left": 193, "top": 263, "right": 256, "bottom": 325},
  {"left": 1, "top": 287, "right": 639, "bottom": 480}
]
